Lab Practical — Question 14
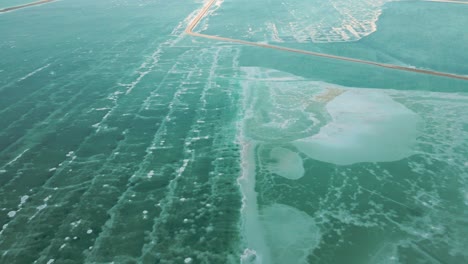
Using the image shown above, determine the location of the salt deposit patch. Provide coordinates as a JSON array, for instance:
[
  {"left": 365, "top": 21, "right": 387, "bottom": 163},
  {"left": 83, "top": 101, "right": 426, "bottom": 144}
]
[
  {"left": 7, "top": 211, "right": 16, "bottom": 218},
  {"left": 241, "top": 67, "right": 329, "bottom": 142},
  {"left": 20, "top": 195, "right": 29, "bottom": 206},
  {"left": 268, "top": 147, "right": 304, "bottom": 180},
  {"left": 259, "top": 0, "right": 390, "bottom": 43},
  {"left": 261, "top": 203, "right": 321, "bottom": 264},
  {"left": 240, "top": 248, "right": 259, "bottom": 264},
  {"left": 293, "top": 90, "right": 420, "bottom": 165}
]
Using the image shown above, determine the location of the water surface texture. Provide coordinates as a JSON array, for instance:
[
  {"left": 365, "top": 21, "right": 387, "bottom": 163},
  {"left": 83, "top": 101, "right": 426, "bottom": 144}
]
[{"left": 0, "top": 0, "right": 467, "bottom": 263}]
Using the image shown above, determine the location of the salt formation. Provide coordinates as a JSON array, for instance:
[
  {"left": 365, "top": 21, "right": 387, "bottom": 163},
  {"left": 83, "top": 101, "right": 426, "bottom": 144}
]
[
  {"left": 261, "top": 203, "right": 321, "bottom": 264},
  {"left": 264, "top": 0, "right": 390, "bottom": 42},
  {"left": 294, "top": 90, "right": 420, "bottom": 165},
  {"left": 267, "top": 147, "right": 305, "bottom": 179}
]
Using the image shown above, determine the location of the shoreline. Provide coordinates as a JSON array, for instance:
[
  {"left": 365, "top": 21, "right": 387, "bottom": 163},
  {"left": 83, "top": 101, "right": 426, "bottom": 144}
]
[
  {"left": 0, "top": 0, "right": 55, "bottom": 13},
  {"left": 185, "top": 0, "right": 468, "bottom": 81},
  {"left": 426, "top": 0, "right": 468, "bottom": 4}
]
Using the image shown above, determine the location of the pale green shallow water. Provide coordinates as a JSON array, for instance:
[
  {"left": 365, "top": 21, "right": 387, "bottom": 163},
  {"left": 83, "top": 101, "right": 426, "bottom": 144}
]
[
  {"left": 0, "top": 0, "right": 467, "bottom": 263},
  {"left": 0, "top": 0, "right": 36, "bottom": 9}
]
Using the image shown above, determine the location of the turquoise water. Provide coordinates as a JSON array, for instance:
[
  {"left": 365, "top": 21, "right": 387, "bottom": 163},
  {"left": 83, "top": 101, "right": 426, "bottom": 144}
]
[
  {"left": 0, "top": 0, "right": 467, "bottom": 263},
  {"left": 202, "top": 0, "right": 468, "bottom": 75},
  {"left": 0, "top": 0, "right": 36, "bottom": 9}
]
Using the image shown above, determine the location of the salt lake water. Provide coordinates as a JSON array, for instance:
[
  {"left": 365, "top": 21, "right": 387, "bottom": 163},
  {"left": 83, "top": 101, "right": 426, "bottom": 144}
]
[{"left": 0, "top": 0, "right": 467, "bottom": 263}]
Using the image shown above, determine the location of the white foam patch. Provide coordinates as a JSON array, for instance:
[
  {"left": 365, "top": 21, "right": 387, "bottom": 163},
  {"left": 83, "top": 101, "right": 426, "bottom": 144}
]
[
  {"left": 7, "top": 211, "right": 16, "bottom": 218},
  {"left": 17, "top": 64, "right": 51, "bottom": 82},
  {"left": 4, "top": 148, "right": 29, "bottom": 167},
  {"left": 20, "top": 195, "right": 29, "bottom": 206},
  {"left": 241, "top": 248, "right": 262, "bottom": 264},
  {"left": 268, "top": 147, "right": 304, "bottom": 180},
  {"left": 261, "top": 203, "right": 321, "bottom": 264},
  {"left": 293, "top": 90, "right": 420, "bottom": 165}
]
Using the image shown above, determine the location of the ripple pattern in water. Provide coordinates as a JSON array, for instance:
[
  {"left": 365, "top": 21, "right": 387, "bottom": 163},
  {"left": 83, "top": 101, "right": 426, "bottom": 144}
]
[
  {"left": 1, "top": 0, "right": 468, "bottom": 263},
  {"left": 0, "top": 1, "right": 243, "bottom": 262}
]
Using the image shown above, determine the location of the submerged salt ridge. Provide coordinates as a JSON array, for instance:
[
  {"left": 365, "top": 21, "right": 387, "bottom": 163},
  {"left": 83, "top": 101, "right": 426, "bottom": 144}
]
[{"left": 0, "top": 1, "right": 243, "bottom": 262}]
